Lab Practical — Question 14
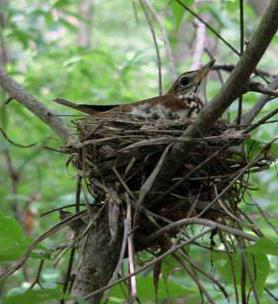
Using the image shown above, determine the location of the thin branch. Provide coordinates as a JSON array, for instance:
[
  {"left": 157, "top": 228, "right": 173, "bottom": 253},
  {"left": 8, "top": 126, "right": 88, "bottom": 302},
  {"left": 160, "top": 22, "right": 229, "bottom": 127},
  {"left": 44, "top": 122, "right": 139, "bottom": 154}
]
[
  {"left": 0, "top": 68, "right": 76, "bottom": 144},
  {"left": 242, "top": 76, "right": 278, "bottom": 124},
  {"left": 29, "top": 260, "right": 45, "bottom": 289},
  {"left": 143, "top": 218, "right": 257, "bottom": 244},
  {"left": 212, "top": 64, "right": 274, "bottom": 78},
  {"left": 143, "top": 0, "right": 177, "bottom": 81},
  {"left": 0, "top": 127, "right": 36, "bottom": 148},
  {"left": 175, "top": 0, "right": 240, "bottom": 56},
  {"left": 139, "top": 0, "right": 163, "bottom": 95},
  {"left": 172, "top": 253, "right": 216, "bottom": 304},
  {"left": 0, "top": 210, "right": 86, "bottom": 279},
  {"left": 180, "top": 250, "right": 229, "bottom": 300},
  {"left": 219, "top": 232, "right": 239, "bottom": 303},
  {"left": 239, "top": 0, "right": 245, "bottom": 55},
  {"left": 248, "top": 81, "right": 278, "bottom": 96}
]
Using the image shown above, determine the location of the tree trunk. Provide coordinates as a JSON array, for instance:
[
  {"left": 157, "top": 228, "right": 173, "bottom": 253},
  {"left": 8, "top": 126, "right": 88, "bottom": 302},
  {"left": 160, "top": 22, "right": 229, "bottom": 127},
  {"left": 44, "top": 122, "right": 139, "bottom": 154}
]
[{"left": 72, "top": 207, "right": 123, "bottom": 304}]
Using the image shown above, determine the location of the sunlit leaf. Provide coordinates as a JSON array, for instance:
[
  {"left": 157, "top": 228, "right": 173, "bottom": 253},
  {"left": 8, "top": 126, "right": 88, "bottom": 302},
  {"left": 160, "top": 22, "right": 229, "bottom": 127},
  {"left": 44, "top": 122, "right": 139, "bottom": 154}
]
[
  {"left": 110, "top": 274, "right": 198, "bottom": 301},
  {"left": 247, "top": 237, "right": 278, "bottom": 256},
  {"left": 170, "top": 0, "right": 194, "bottom": 28},
  {"left": 0, "top": 213, "right": 30, "bottom": 261},
  {"left": 2, "top": 288, "right": 67, "bottom": 304},
  {"left": 213, "top": 250, "right": 270, "bottom": 295}
]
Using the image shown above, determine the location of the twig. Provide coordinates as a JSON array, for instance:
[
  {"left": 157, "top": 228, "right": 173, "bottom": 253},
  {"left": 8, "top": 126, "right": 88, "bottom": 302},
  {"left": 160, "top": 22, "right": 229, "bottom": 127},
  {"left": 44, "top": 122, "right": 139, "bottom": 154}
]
[
  {"left": 180, "top": 250, "right": 229, "bottom": 300},
  {"left": 143, "top": 218, "right": 257, "bottom": 244},
  {"left": 265, "top": 288, "right": 278, "bottom": 301},
  {"left": 135, "top": 144, "right": 172, "bottom": 219},
  {"left": 172, "top": 253, "right": 215, "bottom": 304},
  {"left": 143, "top": 0, "right": 177, "bottom": 81},
  {"left": 0, "top": 210, "right": 86, "bottom": 279},
  {"left": 61, "top": 248, "right": 75, "bottom": 304},
  {"left": 61, "top": 175, "right": 82, "bottom": 303},
  {"left": 219, "top": 232, "right": 239, "bottom": 303},
  {"left": 0, "top": 127, "right": 36, "bottom": 148},
  {"left": 29, "top": 259, "right": 44, "bottom": 289},
  {"left": 175, "top": 0, "right": 240, "bottom": 56},
  {"left": 150, "top": 143, "right": 230, "bottom": 207},
  {"left": 248, "top": 81, "right": 278, "bottom": 96},
  {"left": 252, "top": 199, "right": 278, "bottom": 234},
  {"left": 212, "top": 64, "right": 273, "bottom": 78},
  {"left": 139, "top": 0, "right": 163, "bottom": 95},
  {"left": 243, "top": 108, "right": 278, "bottom": 134},
  {"left": 40, "top": 204, "right": 86, "bottom": 217},
  {"left": 241, "top": 76, "right": 278, "bottom": 125},
  {"left": 238, "top": 238, "right": 260, "bottom": 304}
]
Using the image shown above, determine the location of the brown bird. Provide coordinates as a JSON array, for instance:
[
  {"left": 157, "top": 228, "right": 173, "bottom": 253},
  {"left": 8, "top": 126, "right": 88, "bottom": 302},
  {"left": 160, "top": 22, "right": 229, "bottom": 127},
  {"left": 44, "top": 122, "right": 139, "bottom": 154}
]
[{"left": 54, "top": 59, "right": 215, "bottom": 119}]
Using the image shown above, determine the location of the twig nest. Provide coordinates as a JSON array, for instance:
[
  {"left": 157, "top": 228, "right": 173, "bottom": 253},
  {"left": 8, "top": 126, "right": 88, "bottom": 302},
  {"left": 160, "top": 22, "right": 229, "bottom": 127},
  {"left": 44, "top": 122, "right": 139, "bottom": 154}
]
[{"left": 71, "top": 113, "right": 256, "bottom": 251}]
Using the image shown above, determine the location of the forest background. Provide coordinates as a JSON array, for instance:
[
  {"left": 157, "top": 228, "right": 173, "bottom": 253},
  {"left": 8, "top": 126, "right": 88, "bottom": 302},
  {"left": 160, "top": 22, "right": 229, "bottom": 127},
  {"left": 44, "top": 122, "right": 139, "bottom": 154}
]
[{"left": 0, "top": 0, "right": 277, "bottom": 303}]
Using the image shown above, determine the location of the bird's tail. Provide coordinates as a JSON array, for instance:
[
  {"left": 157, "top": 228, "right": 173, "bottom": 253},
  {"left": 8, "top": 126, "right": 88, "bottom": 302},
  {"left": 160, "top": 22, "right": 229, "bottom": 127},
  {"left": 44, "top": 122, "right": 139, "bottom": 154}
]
[{"left": 53, "top": 98, "right": 116, "bottom": 115}]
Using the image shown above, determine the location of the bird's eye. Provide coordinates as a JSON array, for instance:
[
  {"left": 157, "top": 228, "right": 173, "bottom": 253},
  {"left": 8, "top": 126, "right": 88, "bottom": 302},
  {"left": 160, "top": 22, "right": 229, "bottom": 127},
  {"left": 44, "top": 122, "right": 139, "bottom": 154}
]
[{"left": 179, "top": 76, "right": 190, "bottom": 87}]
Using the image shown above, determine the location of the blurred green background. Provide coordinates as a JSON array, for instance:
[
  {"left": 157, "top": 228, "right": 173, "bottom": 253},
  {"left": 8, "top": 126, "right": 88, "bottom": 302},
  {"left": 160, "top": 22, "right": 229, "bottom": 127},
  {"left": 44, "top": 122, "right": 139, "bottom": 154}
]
[{"left": 0, "top": 0, "right": 277, "bottom": 303}]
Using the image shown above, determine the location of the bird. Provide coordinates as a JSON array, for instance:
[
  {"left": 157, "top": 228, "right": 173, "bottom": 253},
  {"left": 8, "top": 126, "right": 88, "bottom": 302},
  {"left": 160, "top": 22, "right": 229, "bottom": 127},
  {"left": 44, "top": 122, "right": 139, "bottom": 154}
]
[{"left": 54, "top": 59, "right": 215, "bottom": 120}]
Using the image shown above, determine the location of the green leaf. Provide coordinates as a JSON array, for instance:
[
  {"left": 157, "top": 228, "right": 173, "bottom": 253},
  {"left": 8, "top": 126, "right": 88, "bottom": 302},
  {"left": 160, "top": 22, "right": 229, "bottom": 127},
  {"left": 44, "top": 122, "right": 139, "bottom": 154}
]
[
  {"left": 0, "top": 213, "right": 30, "bottom": 261},
  {"left": 170, "top": 0, "right": 194, "bottom": 28},
  {"left": 244, "top": 139, "right": 278, "bottom": 161},
  {"left": 52, "top": 0, "right": 75, "bottom": 9},
  {"left": 2, "top": 288, "right": 67, "bottom": 304},
  {"left": 213, "top": 251, "right": 270, "bottom": 295},
  {"left": 247, "top": 238, "right": 278, "bottom": 256},
  {"left": 110, "top": 274, "right": 198, "bottom": 301}
]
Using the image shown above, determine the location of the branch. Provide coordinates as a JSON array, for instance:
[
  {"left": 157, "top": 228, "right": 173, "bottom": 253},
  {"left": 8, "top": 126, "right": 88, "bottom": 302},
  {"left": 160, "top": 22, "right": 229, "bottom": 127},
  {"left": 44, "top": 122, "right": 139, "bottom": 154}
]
[
  {"left": 242, "top": 76, "right": 278, "bottom": 124},
  {"left": 0, "top": 68, "right": 76, "bottom": 145},
  {"left": 142, "top": 0, "right": 177, "bottom": 81},
  {"left": 139, "top": 0, "right": 163, "bottom": 95},
  {"left": 248, "top": 81, "right": 278, "bottom": 96},
  {"left": 150, "top": 0, "right": 278, "bottom": 193},
  {"left": 144, "top": 218, "right": 257, "bottom": 244},
  {"left": 191, "top": 19, "right": 206, "bottom": 70}
]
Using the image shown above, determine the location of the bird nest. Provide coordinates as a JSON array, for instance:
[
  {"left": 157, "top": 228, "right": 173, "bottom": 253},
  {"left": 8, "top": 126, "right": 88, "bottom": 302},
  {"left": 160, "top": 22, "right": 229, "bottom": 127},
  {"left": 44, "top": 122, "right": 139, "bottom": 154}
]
[{"left": 70, "top": 113, "right": 265, "bottom": 252}]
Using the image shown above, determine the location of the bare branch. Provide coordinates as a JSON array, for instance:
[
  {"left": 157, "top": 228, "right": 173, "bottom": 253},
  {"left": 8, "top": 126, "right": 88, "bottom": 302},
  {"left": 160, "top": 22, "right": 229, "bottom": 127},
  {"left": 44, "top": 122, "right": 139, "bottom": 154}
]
[
  {"left": 242, "top": 76, "right": 278, "bottom": 124},
  {"left": 0, "top": 68, "right": 76, "bottom": 144},
  {"left": 248, "top": 81, "right": 278, "bottom": 96}
]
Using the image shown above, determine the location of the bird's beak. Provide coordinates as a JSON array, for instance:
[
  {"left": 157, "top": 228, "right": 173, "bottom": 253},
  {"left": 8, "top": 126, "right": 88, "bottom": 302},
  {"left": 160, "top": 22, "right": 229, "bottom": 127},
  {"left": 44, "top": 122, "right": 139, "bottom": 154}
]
[{"left": 194, "top": 59, "right": 215, "bottom": 83}]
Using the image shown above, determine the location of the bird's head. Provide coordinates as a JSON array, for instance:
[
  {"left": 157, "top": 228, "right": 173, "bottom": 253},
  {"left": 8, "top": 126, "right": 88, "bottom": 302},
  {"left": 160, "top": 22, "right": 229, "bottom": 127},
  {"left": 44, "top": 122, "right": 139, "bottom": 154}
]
[{"left": 168, "top": 59, "right": 215, "bottom": 95}]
